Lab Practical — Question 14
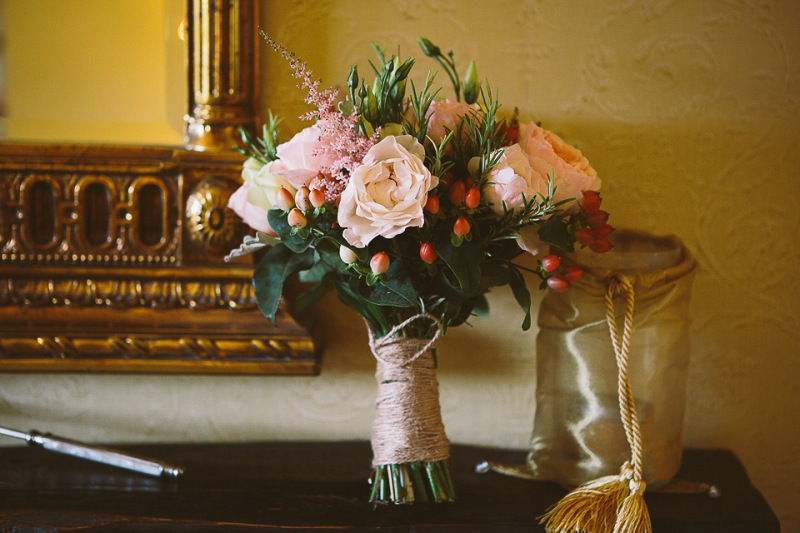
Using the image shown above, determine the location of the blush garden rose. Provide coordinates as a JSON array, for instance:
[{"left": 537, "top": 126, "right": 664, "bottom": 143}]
[{"left": 337, "top": 135, "right": 438, "bottom": 248}]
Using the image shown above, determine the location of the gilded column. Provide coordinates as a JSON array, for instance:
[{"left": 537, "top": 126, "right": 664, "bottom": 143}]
[{"left": 185, "top": 0, "right": 258, "bottom": 152}]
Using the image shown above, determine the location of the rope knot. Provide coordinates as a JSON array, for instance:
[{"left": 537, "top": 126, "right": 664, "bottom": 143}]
[{"left": 367, "top": 314, "right": 443, "bottom": 368}]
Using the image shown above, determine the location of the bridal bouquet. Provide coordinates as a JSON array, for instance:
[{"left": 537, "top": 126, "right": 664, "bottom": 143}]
[{"left": 227, "top": 32, "right": 613, "bottom": 504}]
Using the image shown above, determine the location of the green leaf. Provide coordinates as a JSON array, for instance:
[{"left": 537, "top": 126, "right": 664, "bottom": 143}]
[
  {"left": 507, "top": 265, "right": 532, "bottom": 331},
  {"left": 472, "top": 294, "right": 490, "bottom": 317},
  {"left": 538, "top": 217, "right": 575, "bottom": 253},
  {"left": 367, "top": 259, "right": 417, "bottom": 308},
  {"left": 295, "top": 275, "right": 335, "bottom": 315},
  {"left": 268, "top": 209, "right": 311, "bottom": 253},
  {"left": 435, "top": 230, "right": 481, "bottom": 296},
  {"left": 253, "top": 243, "right": 316, "bottom": 325}
]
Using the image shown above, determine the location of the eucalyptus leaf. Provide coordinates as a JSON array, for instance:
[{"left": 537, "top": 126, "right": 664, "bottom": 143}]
[{"left": 253, "top": 243, "right": 316, "bottom": 325}]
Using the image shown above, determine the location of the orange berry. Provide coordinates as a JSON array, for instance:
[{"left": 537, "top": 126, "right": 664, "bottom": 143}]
[
  {"left": 449, "top": 180, "right": 466, "bottom": 206},
  {"left": 309, "top": 188, "right": 326, "bottom": 208},
  {"left": 453, "top": 216, "right": 471, "bottom": 236},
  {"left": 465, "top": 186, "right": 481, "bottom": 209},
  {"left": 294, "top": 186, "right": 312, "bottom": 211},
  {"left": 370, "top": 252, "right": 390, "bottom": 275},
  {"left": 420, "top": 242, "right": 438, "bottom": 264},
  {"left": 564, "top": 265, "right": 584, "bottom": 283},
  {"left": 287, "top": 208, "right": 307, "bottom": 229},
  {"left": 276, "top": 187, "right": 295, "bottom": 211},
  {"left": 541, "top": 254, "right": 561, "bottom": 273},
  {"left": 575, "top": 228, "right": 596, "bottom": 246},
  {"left": 546, "top": 275, "right": 570, "bottom": 293},
  {"left": 425, "top": 195, "right": 440, "bottom": 214}
]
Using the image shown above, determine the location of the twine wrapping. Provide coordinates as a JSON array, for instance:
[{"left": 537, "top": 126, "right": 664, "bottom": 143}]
[
  {"left": 541, "top": 274, "right": 652, "bottom": 533},
  {"left": 367, "top": 314, "right": 450, "bottom": 467}
]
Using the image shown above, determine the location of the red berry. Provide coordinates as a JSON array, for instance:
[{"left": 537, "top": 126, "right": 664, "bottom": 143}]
[
  {"left": 453, "top": 216, "right": 471, "bottom": 236},
  {"left": 575, "top": 228, "right": 596, "bottom": 246},
  {"left": 546, "top": 275, "right": 570, "bottom": 293},
  {"left": 449, "top": 180, "right": 466, "bottom": 206},
  {"left": 425, "top": 195, "right": 440, "bottom": 214},
  {"left": 581, "top": 192, "right": 602, "bottom": 213},
  {"left": 465, "top": 186, "right": 481, "bottom": 209},
  {"left": 586, "top": 210, "right": 610, "bottom": 229},
  {"left": 420, "top": 242, "right": 438, "bottom": 264},
  {"left": 370, "top": 252, "right": 390, "bottom": 275},
  {"left": 541, "top": 254, "right": 561, "bottom": 273},
  {"left": 594, "top": 223, "right": 614, "bottom": 238},
  {"left": 564, "top": 265, "right": 584, "bottom": 283},
  {"left": 441, "top": 171, "right": 454, "bottom": 188},
  {"left": 590, "top": 238, "right": 613, "bottom": 253}
]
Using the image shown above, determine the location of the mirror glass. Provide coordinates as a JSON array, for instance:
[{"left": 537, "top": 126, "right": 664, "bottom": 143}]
[{"left": 0, "top": 0, "right": 186, "bottom": 146}]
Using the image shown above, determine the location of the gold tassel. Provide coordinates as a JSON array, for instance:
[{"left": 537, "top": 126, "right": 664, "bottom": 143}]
[{"left": 540, "top": 275, "right": 653, "bottom": 533}]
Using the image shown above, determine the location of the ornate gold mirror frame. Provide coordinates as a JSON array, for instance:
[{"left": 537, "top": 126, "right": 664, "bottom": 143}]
[{"left": 0, "top": 1, "right": 319, "bottom": 374}]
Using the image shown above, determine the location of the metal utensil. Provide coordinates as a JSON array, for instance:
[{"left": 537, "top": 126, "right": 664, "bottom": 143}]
[{"left": 0, "top": 426, "right": 184, "bottom": 478}]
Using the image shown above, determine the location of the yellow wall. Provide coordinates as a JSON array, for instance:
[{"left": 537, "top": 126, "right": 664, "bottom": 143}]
[{"left": 1, "top": 0, "right": 799, "bottom": 529}]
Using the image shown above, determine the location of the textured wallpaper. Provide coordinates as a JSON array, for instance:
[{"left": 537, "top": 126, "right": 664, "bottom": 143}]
[{"left": 0, "top": 0, "right": 798, "bottom": 529}]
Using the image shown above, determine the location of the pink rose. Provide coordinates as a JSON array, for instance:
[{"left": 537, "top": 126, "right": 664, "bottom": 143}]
[
  {"left": 426, "top": 99, "right": 479, "bottom": 145},
  {"left": 337, "top": 135, "right": 437, "bottom": 248},
  {"left": 275, "top": 120, "right": 338, "bottom": 189},
  {"left": 516, "top": 122, "right": 600, "bottom": 208},
  {"left": 228, "top": 158, "right": 295, "bottom": 236}
]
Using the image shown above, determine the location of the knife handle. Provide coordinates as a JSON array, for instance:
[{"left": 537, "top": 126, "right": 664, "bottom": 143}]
[{"left": 28, "top": 431, "right": 184, "bottom": 478}]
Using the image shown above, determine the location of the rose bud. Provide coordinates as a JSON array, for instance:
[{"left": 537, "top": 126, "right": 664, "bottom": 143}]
[
  {"left": 276, "top": 187, "right": 295, "bottom": 211},
  {"left": 420, "top": 242, "right": 438, "bottom": 264},
  {"left": 287, "top": 208, "right": 307, "bottom": 229},
  {"left": 425, "top": 195, "right": 440, "bottom": 214},
  {"left": 541, "top": 254, "right": 561, "bottom": 273},
  {"left": 370, "top": 252, "right": 390, "bottom": 275},
  {"left": 449, "top": 180, "right": 466, "bottom": 206},
  {"left": 564, "top": 265, "right": 584, "bottom": 283},
  {"left": 309, "top": 188, "right": 326, "bottom": 208},
  {"left": 546, "top": 275, "right": 570, "bottom": 293},
  {"left": 453, "top": 216, "right": 471, "bottom": 236},
  {"left": 581, "top": 191, "right": 602, "bottom": 213},
  {"left": 465, "top": 186, "right": 481, "bottom": 209},
  {"left": 294, "top": 186, "right": 312, "bottom": 211},
  {"left": 339, "top": 246, "right": 358, "bottom": 265},
  {"left": 575, "top": 228, "right": 596, "bottom": 246}
]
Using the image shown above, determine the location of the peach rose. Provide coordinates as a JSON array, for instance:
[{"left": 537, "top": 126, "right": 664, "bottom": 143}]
[
  {"left": 426, "top": 99, "right": 479, "bottom": 145},
  {"left": 516, "top": 121, "right": 600, "bottom": 208}
]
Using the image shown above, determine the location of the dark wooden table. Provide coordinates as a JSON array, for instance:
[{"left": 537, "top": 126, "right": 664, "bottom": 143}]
[{"left": 0, "top": 441, "right": 779, "bottom": 532}]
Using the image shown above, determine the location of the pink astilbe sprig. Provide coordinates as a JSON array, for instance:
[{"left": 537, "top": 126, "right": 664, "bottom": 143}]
[{"left": 259, "top": 29, "right": 378, "bottom": 202}]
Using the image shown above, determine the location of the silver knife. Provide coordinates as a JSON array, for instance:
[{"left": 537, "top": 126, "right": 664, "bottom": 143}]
[{"left": 0, "top": 426, "right": 184, "bottom": 478}]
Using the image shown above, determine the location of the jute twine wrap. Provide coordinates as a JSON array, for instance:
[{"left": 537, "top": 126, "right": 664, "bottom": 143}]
[
  {"left": 541, "top": 273, "right": 652, "bottom": 533},
  {"left": 367, "top": 314, "right": 450, "bottom": 467}
]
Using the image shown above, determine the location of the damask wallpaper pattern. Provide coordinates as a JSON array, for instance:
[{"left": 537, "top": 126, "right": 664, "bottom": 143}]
[{"left": 0, "top": 0, "right": 797, "bottom": 529}]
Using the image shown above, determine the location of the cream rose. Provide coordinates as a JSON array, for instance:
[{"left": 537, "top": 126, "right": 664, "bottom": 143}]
[
  {"left": 337, "top": 135, "right": 438, "bottom": 248},
  {"left": 228, "top": 158, "right": 295, "bottom": 236},
  {"left": 481, "top": 144, "right": 550, "bottom": 216}
]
